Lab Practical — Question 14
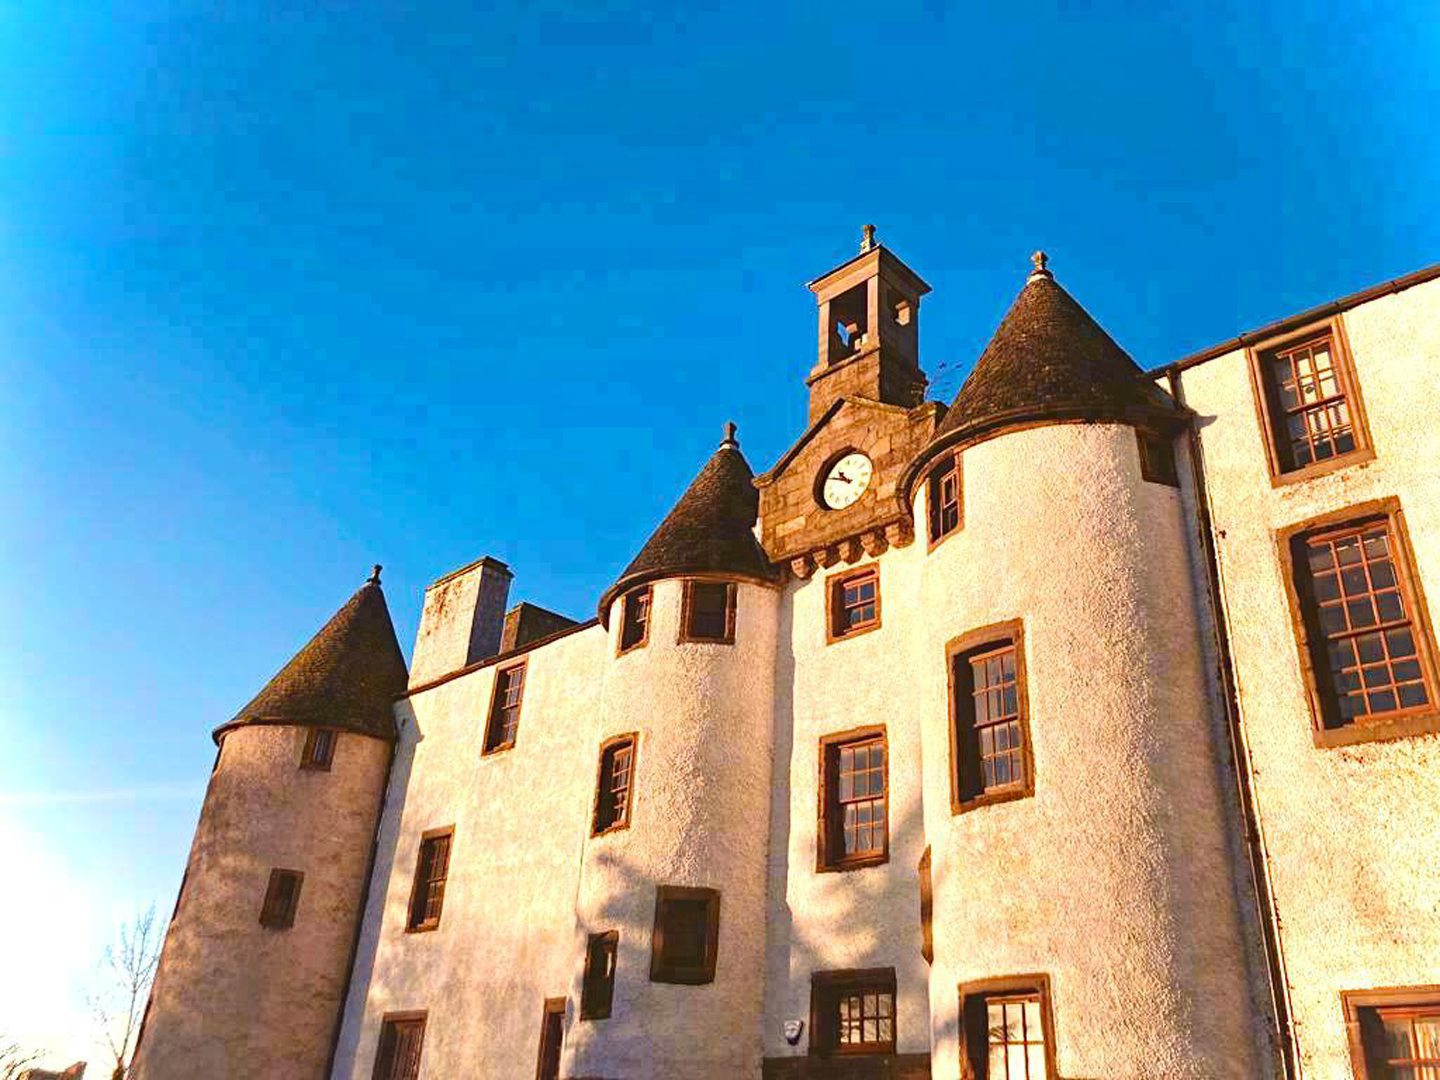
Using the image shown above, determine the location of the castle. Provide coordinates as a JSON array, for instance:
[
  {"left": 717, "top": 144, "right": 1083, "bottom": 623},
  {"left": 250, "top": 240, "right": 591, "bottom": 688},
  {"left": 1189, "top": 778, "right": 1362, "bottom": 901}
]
[{"left": 131, "top": 231, "right": 1440, "bottom": 1080}]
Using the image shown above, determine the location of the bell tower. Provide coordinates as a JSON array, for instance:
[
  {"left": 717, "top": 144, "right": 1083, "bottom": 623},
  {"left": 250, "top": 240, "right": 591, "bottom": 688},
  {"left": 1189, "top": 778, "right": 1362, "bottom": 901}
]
[{"left": 805, "top": 224, "right": 931, "bottom": 423}]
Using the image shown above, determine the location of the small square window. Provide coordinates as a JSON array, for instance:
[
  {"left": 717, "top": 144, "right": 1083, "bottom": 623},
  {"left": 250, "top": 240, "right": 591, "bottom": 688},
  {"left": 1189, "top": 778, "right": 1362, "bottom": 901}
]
[
  {"left": 928, "top": 453, "right": 962, "bottom": 542},
  {"left": 407, "top": 828, "right": 453, "bottom": 932},
  {"left": 580, "top": 930, "right": 619, "bottom": 1020},
  {"left": 372, "top": 1012, "right": 426, "bottom": 1080},
  {"left": 650, "top": 885, "right": 720, "bottom": 985},
  {"left": 592, "top": 735, "right": 637, "bottom": 836},
  {"left": 680, "top": 581, "right": 736, "bottom": 644},
  {"left": 259, "top": 868, "right": 303, "bottom": 930},
  {"left": 960, "top": 976, "right": 1055, "bottom": 1080},
  {"left": 300, "top": 727, "right": 337, "bottom": 771},
  {"left": 1343, "top": 987, "right": 1440, "bottom": 1080},
  {"left": 618, "top": 586, "right": 651, "bottom": 654},
  {"left": 483, "top": 662, "right": 527, "bottom": 753},
  {"left": 828, "top": 567, "right": 880, "bottom": 642},
  {"left": 810, "top": 968, "right": 896, "bottom": 1056},
  {"left": 818, "top": 728, "right": 888, "bottom": 871},
  {"left": 1136, "top": 430, "right": 1179, "bottom": 487}
]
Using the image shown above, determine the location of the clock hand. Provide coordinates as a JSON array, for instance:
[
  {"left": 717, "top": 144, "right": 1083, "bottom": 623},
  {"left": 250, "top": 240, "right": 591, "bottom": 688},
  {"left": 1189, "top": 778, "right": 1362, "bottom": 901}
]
[{"left": 833, "top": 472, "right": 852, "bottom": 484}]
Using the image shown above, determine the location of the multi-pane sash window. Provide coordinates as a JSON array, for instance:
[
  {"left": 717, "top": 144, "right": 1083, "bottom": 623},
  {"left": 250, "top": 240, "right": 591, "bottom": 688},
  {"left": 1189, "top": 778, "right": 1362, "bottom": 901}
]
[
  {"left": 407, "top": 829, "right": 452, "bottom": 932},
  {"left": 580, "top": 931, "right": 619, "bottom": 1020},
  {"left": 300, "top": 727, "right": 336, "bottom": 770},
  {"left": 1344, "top": 990, "right": 1440, "bottom": 1080},
  {"left": 811, "top": 969, "right": 897, "bottom": 1056},
  {"left": 681, "top": 581, "right": 736, "bottom": 643},
  {"left": 484, "top": 662, "right": 527, "bottom": 753},
  {"left": 929, "top": 453, "right": 961, "bottom": 542},
  {"left": 961, "top": 978, "right": 1054, "bottom": 1080},
  {"left": 372, "top": 1014, "right": 426, "bottom": 1080},
  {"left": 650, "top": 885, "right": 720, "bottom": 985},
  {"left": 829, "top": 567, "right": 880, "bottom": 640},
  {"left": 619, "top": 586, "right": 651, "bottom": 654},
  {"left": 819, "top": 729, "right": 887, "bottom": 870},
  {"left": 1268, "top": 334, "right": 1357, "bottom": 469},
  {"left": 951, "top": 623, "right": 1033, "bottom": 811},
  {"left": 592, "top": 735, "right": 636, "bottom": 835},
  {"left": 259, "top": 868, "right": 303, "bottom": 929},
  {"left": 1287, "top": 508, "right": 1437, "bottom": 740}
]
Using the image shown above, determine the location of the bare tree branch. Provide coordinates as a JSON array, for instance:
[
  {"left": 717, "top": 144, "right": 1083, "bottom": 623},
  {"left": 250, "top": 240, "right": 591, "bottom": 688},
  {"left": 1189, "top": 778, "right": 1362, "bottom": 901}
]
[
  {"left": 0, "top": 1035, "right": 44, "bottom": 1080},
  {"left": 88, "top": 905, "right": 164, "bottom": 1080}
]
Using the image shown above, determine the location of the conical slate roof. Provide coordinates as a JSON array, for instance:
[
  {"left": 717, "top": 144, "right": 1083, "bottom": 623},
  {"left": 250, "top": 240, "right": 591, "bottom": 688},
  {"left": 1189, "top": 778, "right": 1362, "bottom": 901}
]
[
  {"left": 599, "top": 425, "right": 774, "bottom": 624},
  {"left": 906, "top": 255, "right": 1182, "bottom": 491},
  {"left": 215, "top": 568, "right": 409, "bottom": 743}
]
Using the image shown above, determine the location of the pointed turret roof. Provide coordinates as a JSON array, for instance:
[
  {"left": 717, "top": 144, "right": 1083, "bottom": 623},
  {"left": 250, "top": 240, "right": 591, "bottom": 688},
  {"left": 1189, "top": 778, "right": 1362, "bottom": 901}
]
[
  {"left": 215, "top": 566, "right": 409, "bottom": 743},
  {"left": 904, "top": 252, "right": 1184, "bottom": 493},
  {"left": 598, "top": 424, "right": 775, "bottom": 624}
]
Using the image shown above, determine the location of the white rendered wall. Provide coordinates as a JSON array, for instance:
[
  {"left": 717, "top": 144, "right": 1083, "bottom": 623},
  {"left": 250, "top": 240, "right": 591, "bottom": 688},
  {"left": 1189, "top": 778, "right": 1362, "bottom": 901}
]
[
  {"left": 332, "top": 625, "right": 607, "bottom": 1079},
  {"left": 134, "top": 724, "right": 390, "bottom": 1080},
  {"left": 763, "top": 540, "right": 933, "bottom": 1067},
  {"left": 1179, "top": 279, "right": 1440, "bottom": 1079},
  {"left": 564, "top": 579, "right": 778, "bottom": 1080},
  {"left": 912, "top": 423, "right": 1265, "bottom": 1079}
]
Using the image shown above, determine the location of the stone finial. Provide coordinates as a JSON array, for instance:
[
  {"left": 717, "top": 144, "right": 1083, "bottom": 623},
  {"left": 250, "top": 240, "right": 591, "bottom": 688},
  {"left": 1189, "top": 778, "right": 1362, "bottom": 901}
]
[
  {"left": 720, "top": 421, "right": 739, "bottom": 449},
  {"left": 1029, "top": 250, "right": 1052, "bottom": 281},
  {"left": 860, "top": 224, "right": 877, "bottom": 253},
  {"left": 369, "top": 564, "right": 383, "bottom": 585}
]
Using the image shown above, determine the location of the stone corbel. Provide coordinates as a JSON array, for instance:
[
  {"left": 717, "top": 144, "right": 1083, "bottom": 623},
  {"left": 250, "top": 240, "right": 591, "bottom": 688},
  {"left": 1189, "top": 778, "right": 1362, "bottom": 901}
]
[
  {"left": 790, "top": 554, "right": 815, "bottom": 579},
  {"left": 884, "top": 519, "right": 915, "bottom": 548},
  {"left": 861, "top": 529, "right": 889, "bottom": 558}
]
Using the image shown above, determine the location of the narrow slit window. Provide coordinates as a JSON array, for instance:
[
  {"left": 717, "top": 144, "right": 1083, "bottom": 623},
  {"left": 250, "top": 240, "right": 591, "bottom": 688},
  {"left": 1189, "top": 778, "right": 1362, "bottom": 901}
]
[
  {"left": 811, "top": 968, "right": 896, "bottom": 1056},
  {"left": 407, "top": 828, "right": 453, "bottom": 932},
  {"left": 919, "top": 846, "right": 934, "bottom": 965},
  {"left": 484, "top": 662, "right": 527, "bottom": 753},
  {"left": 951, "top": 623, "right": 1033, "bottom": 811},
  {"left": 650, "top": 885, "right": 720, "bottom": 985},
  {"left": 618, "top": 586, "right": 651, "bottom": 654},
  {"left": 681, "top": 581, "right": 736, "bottom": 644},
  {"left": 580, "top": 931, "right": 619, "bottom": 1020},
  {"left": 819, "top": 729, "right": 887, "bottom": 870},
  {"left": 372, "top": 1013, "right": 426, "bottom": 1080},
  {"left": 928, "top": 453, "right": 961, "bottom": 541},
  {"left": 300, "top": 727, "right": 337, "bottom": 771},
  {"left": 829, "top": 567, "right": 880, "bottom": 641},
  {"left": 259, "top": 868, "right": 303, "bottom": 930},
  {"left": 592, "top": 735, "right": 636, "bottom": 835}
]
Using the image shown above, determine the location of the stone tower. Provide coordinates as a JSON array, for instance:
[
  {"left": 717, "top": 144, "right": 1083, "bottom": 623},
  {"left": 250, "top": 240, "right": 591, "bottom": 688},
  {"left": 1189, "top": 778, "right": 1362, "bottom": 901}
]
[{"left": 132, "top": 570, "right": 408, "bottom": 1080}]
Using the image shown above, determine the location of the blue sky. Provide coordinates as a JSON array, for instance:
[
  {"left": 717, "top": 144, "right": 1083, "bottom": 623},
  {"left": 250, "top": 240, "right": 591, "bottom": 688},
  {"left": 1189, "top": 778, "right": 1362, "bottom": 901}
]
[{"left": 1, "top": 1, "right": 1436, "bottom": 1066}]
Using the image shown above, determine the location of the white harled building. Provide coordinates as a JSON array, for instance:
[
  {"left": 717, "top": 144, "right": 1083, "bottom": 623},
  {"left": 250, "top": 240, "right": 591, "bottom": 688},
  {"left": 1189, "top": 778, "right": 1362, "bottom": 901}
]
[{"left": 132, "top": 232, "right": 1440, "bottom": 1080}]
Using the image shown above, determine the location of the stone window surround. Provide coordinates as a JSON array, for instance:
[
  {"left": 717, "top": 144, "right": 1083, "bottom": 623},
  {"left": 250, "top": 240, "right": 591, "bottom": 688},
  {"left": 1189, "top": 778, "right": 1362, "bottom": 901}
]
[{"left": 947, "top": 620, "right": 1036, "bottom": 814}]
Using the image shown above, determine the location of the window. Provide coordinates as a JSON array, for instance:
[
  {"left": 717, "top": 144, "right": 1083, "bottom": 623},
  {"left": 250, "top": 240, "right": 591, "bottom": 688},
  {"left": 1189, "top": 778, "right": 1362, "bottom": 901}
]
[
  {"left": 650, "top": 885, "right": 720, "bottom": 984},
  {"left": 372, "top": 1012, "right": 426, "bottom": 1080},
  {"left": 1281, "top": 501, "right": 1439, "bottom": 746},
  {"left": 810, "top": 969, "right": 896, "bottom": 1056},
  {"left": 680, "top": 580, "right": 736, "bottom": 644},
  {"left": 407, "top": 827, "right": 453, "bottom": 932},
  {"left": 259, "top": 868, "right": 303, "bottom": 929},
  {"left": 928, "top": 453, "right": 962, "bottom": 542},
  {"left": 300, "top": 727, "right": 337, "bottom": 771},
  {"left": 484, "top": 662, "right": 527, "bottom": 753},
  {"left": 618, "top": 585, "right": 651, "bottom": 654},
  {"left": 828, "top": 566, "right": 880, "bottom": 642},
  {"left": 818, "top": 727, "right": 888, "bottom": 871},
  {"left": 950, "top": 622, "right": 1033, "bottom": 811},
  {"left": 1251, "top": 324, "right": 1372, "bottom": 481},
  {"left": 1343, "top": 988, "right": 1440, "bottom": 1080},
  {"left": 592, "top": 735, "right": 637, "bottom": 836},
  {"left": 1136, "top": 430, "right": 1179, "bottom": 487},
  {"left": 535, "top": 998, "right": 566, "bottom": 1080},
  {"left": 919, "top": 846, "right": 934, "bottom": 965},
  {"left": 960, "top": 976, "right": 1055, "bottom": 1080},
  {"left": 580, "top": 931, "right": 619, "bottom": 1020}
]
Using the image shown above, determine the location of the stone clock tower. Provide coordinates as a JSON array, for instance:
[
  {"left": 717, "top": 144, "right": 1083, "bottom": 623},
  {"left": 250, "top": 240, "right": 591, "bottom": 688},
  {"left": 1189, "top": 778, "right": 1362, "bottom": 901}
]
[{"left": 756, "top": 227, "right": 943, "bottom": 577}]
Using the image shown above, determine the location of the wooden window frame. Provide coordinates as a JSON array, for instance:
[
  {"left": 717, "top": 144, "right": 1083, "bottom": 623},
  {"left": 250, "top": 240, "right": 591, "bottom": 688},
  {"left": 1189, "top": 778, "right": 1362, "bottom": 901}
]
[
  {"left": 372, "top": 1011, "right": 427, "bottom": 1080},
  {"left": 649, "top": 885, "right": 721, "bottom": 985},
  {"left": 678, "top": 579, "right": 737, "bottom": 645},
  {"left": 1135, "top": 428, "right": 1180, "bottom": 488},
  {"left": 809, "top": 967, "right": 898, "bottom": 1057},
  {"left": 826, "top": 565, "right": 881, "bottom": 644},
  {"left": 405, "top": 826, "right": 454, "bottom": 933},
  {"left": 927, "top": 451, "right": 963, "bottom": 547},
  {"left": 1246, "top": 317, "right": 1374, "bottom": 487},
  {"left": 816, "top": 725, "right": 889, "bottom": 873},
  {"left": 300, "top": 727, "right": 337, "bottom": 771},
  {"left": 918, "top": 845, "right": 934, "bottom": 965},
  {"left": 483, "top": 660, "right": 527, "bottom": 755},
  {"left": 535, "top": 997, "right": 566, "bottom": 1080},
  {"left": 959, "top": 974, "right": 1057, "bottom": 1080},
  {"left": 1277, "top": 498, "right": 1440, "bottom": 748},
  {"left": 591, "top": 733, "right": 638, "bottom": 837},
  {"left": 1343, "top": 986, "right": 1440, "bottom": 1080},
  {"left": 617, "top": 585, "right": 652, "bottom": 656},
  {"left": 258, "top": 868, "right": 303, "bottom": 930},
  {"left": 948, "top": 620, "right": 1035, "bottom": 814},
  {"left": 580, "top": 930, "right": 619, "bottom": 1020}
]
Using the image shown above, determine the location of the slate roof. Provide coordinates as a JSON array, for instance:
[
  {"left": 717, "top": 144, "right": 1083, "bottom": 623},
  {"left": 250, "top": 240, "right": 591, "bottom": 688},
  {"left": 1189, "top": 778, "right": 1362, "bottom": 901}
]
[
  {"left": 905, "top": 259, "right": 1183, "bottom": 492},
  {"left": 215, "top": 570, "right": 409, "bottom": 743},
  {"left": 599, "top": 426, "right": 775, "bottom": 624}
]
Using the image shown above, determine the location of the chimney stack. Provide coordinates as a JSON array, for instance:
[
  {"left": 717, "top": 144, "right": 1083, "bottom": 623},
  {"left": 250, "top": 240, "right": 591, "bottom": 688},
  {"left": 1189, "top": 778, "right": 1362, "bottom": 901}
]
[{"left": 409, "top": 556, "right": 514, "bottom": 687}]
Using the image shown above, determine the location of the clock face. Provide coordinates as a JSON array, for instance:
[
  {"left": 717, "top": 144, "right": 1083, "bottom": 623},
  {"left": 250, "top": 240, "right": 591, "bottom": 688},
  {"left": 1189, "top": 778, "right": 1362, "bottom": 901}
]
[{"left": 820, "top": 452, "right": 873, "bottom": 510}]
